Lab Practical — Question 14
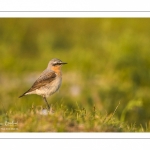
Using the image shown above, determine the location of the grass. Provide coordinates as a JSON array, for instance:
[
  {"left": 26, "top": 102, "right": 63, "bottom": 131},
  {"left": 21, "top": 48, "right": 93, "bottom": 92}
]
[
  {"left": 0, "top": 100, "right": 148, "bottom": 132},
  {"left": 0, "top": 105, "right": 129, "bottom": 132}
]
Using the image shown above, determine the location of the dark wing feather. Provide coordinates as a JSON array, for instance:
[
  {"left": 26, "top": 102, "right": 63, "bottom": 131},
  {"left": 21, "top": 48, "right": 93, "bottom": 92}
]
[{"left": 19, "top": 71, "right": 56, "bottom": 98}]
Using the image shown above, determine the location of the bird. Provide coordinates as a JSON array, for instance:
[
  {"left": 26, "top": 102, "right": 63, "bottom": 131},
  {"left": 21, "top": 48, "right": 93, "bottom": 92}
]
[{"left": 19, "top": 58, "right": 67, "bottom": 110}]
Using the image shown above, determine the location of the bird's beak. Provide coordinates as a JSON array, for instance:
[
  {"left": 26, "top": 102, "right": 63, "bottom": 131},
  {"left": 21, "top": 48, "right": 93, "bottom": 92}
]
[{"left": 61, "top": 62, "right": 67, "bottom": 65}]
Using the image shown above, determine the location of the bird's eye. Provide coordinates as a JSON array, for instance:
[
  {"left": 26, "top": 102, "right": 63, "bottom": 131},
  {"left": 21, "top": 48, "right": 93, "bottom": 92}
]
[{"left": 53, "top": 63, "right": 61, "bottom": 66}]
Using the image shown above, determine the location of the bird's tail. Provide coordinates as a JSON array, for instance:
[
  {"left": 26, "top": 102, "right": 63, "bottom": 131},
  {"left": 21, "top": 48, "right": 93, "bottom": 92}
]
[
  {"left": 19, "top": 87, "right": 34, "bottom": 98},
  {"left": 19, "top": 91, "right": 28, "bottom": 98},
  {"left": 19, "top": 93, "right": 25, "bottom": 98}
]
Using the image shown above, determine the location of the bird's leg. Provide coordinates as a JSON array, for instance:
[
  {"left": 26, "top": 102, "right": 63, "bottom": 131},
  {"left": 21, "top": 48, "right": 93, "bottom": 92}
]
[{"left": 43, "top": 96, "right": 50, "bottom": 110}]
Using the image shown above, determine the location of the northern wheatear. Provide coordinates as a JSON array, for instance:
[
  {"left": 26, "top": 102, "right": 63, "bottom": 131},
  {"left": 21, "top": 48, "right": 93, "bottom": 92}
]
[{"left": 19, "top": 58, "right": 67, "bottom": 110}]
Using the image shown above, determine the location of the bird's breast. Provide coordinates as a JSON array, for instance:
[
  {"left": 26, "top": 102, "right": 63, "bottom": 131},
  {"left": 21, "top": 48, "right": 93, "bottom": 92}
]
[{"left": 34, "top": 74, "right": 62, "bottom": 98}]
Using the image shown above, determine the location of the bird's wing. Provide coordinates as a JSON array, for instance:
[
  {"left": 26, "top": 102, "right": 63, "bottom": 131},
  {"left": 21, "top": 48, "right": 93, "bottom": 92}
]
[
  {"left": 28, "top": 71, "right": 56, "bottom": 92},
  {"left": 19, "top": 71, "right": 56, "bottom": 97}
]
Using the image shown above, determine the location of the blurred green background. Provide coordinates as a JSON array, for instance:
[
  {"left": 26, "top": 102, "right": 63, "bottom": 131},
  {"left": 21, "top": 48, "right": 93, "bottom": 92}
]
[{"left": 1, "top": 18, "right": 150, "bottom": 128}]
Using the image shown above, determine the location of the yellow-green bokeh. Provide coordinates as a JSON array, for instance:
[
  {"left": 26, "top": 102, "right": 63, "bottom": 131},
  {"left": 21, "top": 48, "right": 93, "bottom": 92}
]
[{"left": 1, "top": 18, "right": 150, "bottom": 128}]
